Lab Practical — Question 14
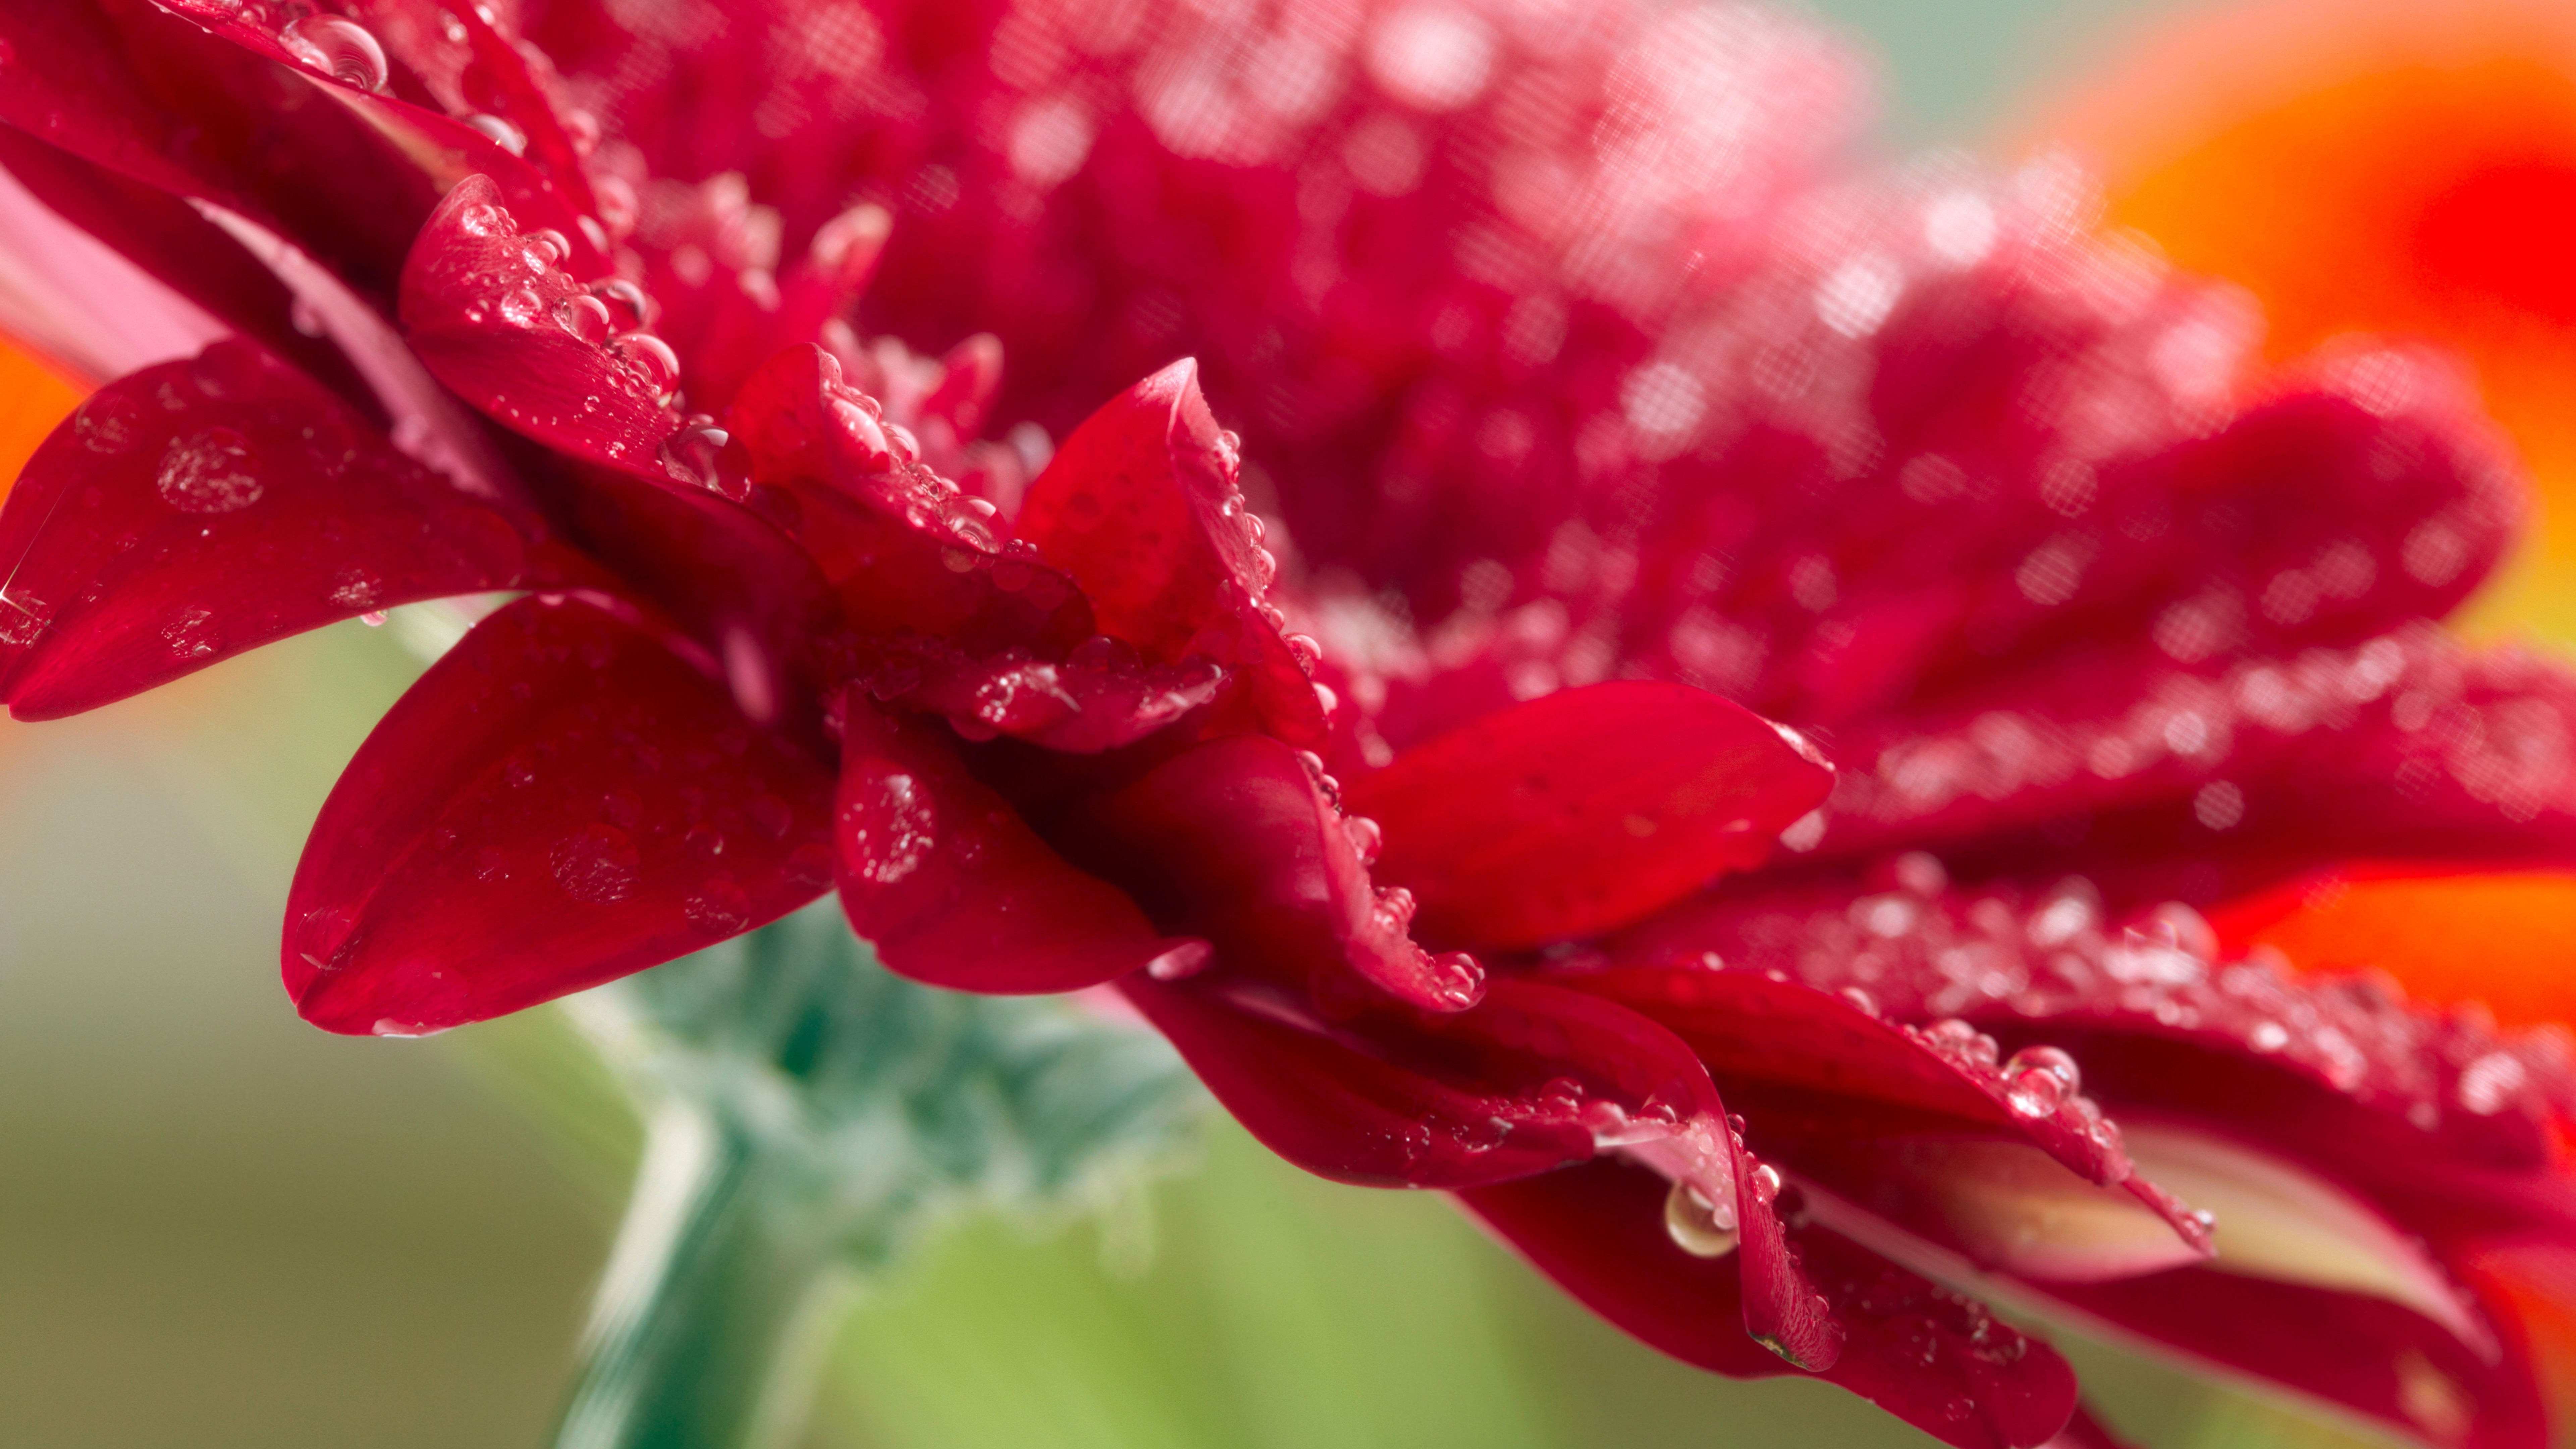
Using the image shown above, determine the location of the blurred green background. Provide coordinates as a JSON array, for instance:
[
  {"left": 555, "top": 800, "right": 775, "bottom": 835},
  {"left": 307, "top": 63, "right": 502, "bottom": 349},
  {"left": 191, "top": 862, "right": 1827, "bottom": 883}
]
[{"left": 0, "top": 3, "right": 2442, "bottom": 1447}]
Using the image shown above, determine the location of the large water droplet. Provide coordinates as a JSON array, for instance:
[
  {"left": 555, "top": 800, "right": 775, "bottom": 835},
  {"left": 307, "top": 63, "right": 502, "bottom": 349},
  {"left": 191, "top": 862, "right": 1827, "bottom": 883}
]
[
  {"left": 1664, "top": 1178, "right": 1741, "bottom": 1258},
  {"left": 2003, "top": 1045, "right": 2081, "bottom": 1117},
  {"left": 555, "top": 292, "right": 613, "bottom": 344},
  {"left": 465, "top": 112, "right": 528, "bottom": 156},
  {"left": 497, "top": 287, "right": 543, "bottom": 326},
  {"left": 281, "top": 15, "right": 388, "bottom": 93},
  {"left": 612, "top": 333, "right": 681, "bottom": 396},
  {"left": 156, "top": 426, "right": 264, "bottom": 514},
  {"left": 591, "top": 278, "right": 649, "bottom": 330}
]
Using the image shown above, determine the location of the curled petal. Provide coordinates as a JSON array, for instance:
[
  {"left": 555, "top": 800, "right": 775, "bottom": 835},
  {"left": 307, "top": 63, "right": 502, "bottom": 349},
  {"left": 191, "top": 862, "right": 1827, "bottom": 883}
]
[
  {"left": 0, "top": 340, "right": 577, "bottom": 718},
  {"left": 1071, "top": 733, "right": 1482, "bottom": 1012},
  {"left": 1018, "top": 359, "right": 1325, "bottom": 745},
  {"left": 834, "top": 693, "right": 1188, "bottom": 993},
  {"left": 400, "top": 175, "right": 676, "bottom": 466},
  {"left": 285, "top": 595, "right": 834, "bottom": 1034},
  {"left": 1345, "top": 680, "right": 1833, "bottom": 947}
]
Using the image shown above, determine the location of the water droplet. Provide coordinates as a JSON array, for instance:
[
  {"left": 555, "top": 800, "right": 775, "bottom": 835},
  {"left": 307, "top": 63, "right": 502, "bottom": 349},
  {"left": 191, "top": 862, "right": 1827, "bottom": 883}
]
[
  {"left": 2003, "top": 1045, "right": 2081, "bottom": 1117},
  {"left": 1284, "top": 632, "right": 1323, "bottom": 669},
  {"left": 528, "top": 228, "right": 571, "bottom": 266},
  {"left": 465, "top": 112, "right": 528, "bottom": 156},
  {"left": 281, "top": 14, "right": 388, "bottom": 93},
  {"left": 289, "top": 297, "right": 327, "bottom": 337},
  {"left": 590, "top": 278, "right": 649, "bottom": 330},
  {"left": 1751, "top": 1163, "right": 1783, "bottom": 1204},
  {"left": 683, "top": 876, "right": 751, "bottom": 935},
  {"left": 328, "top": 566, "right": 381, "bottom": 609},
  {"left": 1838, "top": 985, "right": 1878, "bottom": 1017},
  {"left": 1145, "top": 941, "right": 1213, "bottom": 981},
  {"left": 1343, "top": 814, "right": 1383, "bottom": 864},
  {"left": 73, "top": 394, "right": 143, "bottom": 453},
  {"left": 1664, "top": 1178, "right": 1741, "bottom": 1258},
  {"left": 554, "top": 292, "right": 613, "bottom": 343},
  {"left": 161, "top": 605, "right": 221, "bottom": 659},
  {"left": 156, "top": 426, "right": 264, "bottom": 513},
  {"left": 550, "top": 823, "right": 640, "bottom": 904},
  {"left": 359, "top": 610, "right": 388, "bottom": 627},
  {"left": 612, "top": 333, "right": 681, "bottom": 396},
  {"left": 782, "top": 841, "right": 836, "bottom": 889},
  {"left": 497, "top": 287, "right": 543, "bottom": 326},
  {"left": 1425, "top": 950, "right": 1484, "bottom": 1008},
  {"left": 456, "top": 202, "right": 512, "bottom": 239}
]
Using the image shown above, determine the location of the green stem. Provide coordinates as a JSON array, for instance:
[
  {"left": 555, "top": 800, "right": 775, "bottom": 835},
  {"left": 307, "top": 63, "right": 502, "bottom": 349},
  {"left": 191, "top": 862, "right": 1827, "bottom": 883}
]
[{"left": 551, "top": 1104, "right": 852, "bottom": 1449}]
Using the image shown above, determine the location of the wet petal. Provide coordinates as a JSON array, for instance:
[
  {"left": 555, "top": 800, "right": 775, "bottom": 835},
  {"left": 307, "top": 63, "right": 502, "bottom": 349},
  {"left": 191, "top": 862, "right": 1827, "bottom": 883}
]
[
  {"left": 0, "top": 340, "right": 577, "bottom": 718},
  {"left": 1119, "top": 976, "right": 1730, "bottom": 1197},
  {"left": 1460, "top": 1161, "right": 2082, "bottom": 1449},
  {"left": 285, "top": 594, "right": 834, "bottom": 1034},
  {"left": 834, "top": 692, "right": 1187, "bottom": 993},
  {"left": 400, "top": 175, "right": 677, "bottom": 467},
  {"left": 1344, "top": 680, "right": 1833, "bottom": 947},
  {"left": 1070, "top": 732, "right": 1482, "bottom": 1012},
  {"left": 1017, "top": 359, "right": 1325, "bottom": 746},
  {"left": 2045, "top": 1272, "right": 2539, "bottom": 1449}
]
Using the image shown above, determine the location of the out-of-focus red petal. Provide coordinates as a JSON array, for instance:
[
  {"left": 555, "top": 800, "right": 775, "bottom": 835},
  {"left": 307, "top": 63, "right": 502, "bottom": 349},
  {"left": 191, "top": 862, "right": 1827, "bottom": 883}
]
[
  {"left": 1343, "top": 681, "right": 1833, "bottom": 947},
  {"left": 1017, "top": 359, "right": 1325, "bottom": 746},
  {"left": 400, "top": 175, "right": 677, "bottom": 467},
  {"left": 2045, "top": 1271, "right": 2544, "bottom": 1449},
  {"left": 1070, "top": 732, "right": 1483, "bottom": 1012},
  {"left": 1809, "top": 626, "right": 2576, "bottom": 910},
  {"left": 0, "top": 340, "right": 581, "bottom": 718},
  {"left": 284, "top": 594, "right": 834, "bottom": 1035},
  {"left": 1459, "top": 1161, "right": 2082, "bottom": 1449},
  {"left": 833, "top": 692, "right": 1188, "bottom": 993}
]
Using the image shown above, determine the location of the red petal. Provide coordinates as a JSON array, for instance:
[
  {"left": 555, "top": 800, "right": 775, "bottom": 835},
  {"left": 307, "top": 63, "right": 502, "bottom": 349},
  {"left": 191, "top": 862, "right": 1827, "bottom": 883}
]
[
  {"left": 1017, "top": 360, "right": 1324, "bottom": 746},
  {"left": 1071, "top": 732, "right": 1482, "bottom": 1012},
  {"left": 833, "top": 693, "right": 1186, "bottom": 993},
  {"left": 400, "top": 175, "right": 676, "bottom": 467},
  {"left": 0, "top": 340, "right": 578, "bottom": 718},
  {"left": 284, "top": 595, "right": 834, "bottom": 1034},
  {"left": 2042, "top": 1272, "right": 2544, "bottom": 1449},
  {"left": 1343, "top": 681, "right": 1834, "bottom": 947},
  {"left": 1117, "top": 975, "right": 1730, "bottom": 1195},
  {"left": 1561, "top": 966, "right": 2213, "bottom": 1274},
  {"left": 1459, "top": 1161, "right": 2082, "bottom": 1449}
]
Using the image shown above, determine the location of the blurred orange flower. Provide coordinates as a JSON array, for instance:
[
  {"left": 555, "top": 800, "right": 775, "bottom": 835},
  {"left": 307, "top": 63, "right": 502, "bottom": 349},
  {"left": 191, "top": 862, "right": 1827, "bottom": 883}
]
[{"left": 0, "top": 338, "right": 80, "bottom": 503}]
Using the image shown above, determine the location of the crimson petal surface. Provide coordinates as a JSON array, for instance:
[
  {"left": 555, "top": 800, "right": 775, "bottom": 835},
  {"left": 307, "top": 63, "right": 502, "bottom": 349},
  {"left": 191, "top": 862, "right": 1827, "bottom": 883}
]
[{"left": 286, "top": 594, "right": 834, "bottom": 1034}]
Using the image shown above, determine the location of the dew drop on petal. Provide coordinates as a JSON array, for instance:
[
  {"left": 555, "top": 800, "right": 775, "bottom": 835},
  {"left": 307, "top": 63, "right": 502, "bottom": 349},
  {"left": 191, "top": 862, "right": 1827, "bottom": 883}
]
[
  {"left": 497, "top": 287, "right": 543, "bottom": 326},
  {"left": 555, "top": 292, "right": 613, "bottom": 343},
  {"left": 466, "top": 113, "right": 528, "bottom": 156},
  {"left": 613, "top": 333, "right": 682, "bottom": 395},
  {"left": 1664, "top": 1177, "right": 1742, "bottom": 1258},
  {"left": 550, "top": 823, "right": 640, "bottom": 904},
  {"left": 74, "top": 394, "right": 143, "bottom": 453},
  {"left": 280, "top": 14, "right": 388, "bottom": 93},
  {"left": 161, "top": 605, "right": 221, "bottom": 659},
  {"left": 156, "top": 426, "right": 264, "bottom": 514},
  {"left": 683, "top": 875, "right": 751, "bottom": 936}
]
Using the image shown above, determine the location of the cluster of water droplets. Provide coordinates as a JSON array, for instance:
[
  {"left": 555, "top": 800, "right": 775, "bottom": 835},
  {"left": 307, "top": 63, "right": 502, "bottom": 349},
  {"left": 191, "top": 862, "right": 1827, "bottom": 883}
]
[
  {"left": 1684, "top": 850, "right": 2576, "bottom": 1136},
  {"left": 449, "top": 198, "right": 684, "bottom": 428}
]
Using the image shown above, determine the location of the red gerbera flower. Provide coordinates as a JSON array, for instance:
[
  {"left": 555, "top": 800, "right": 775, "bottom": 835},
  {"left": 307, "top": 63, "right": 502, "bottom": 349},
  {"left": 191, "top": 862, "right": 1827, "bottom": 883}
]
[{"left": 7, "top": 4, "right": 2576, "bottom": 1447}]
